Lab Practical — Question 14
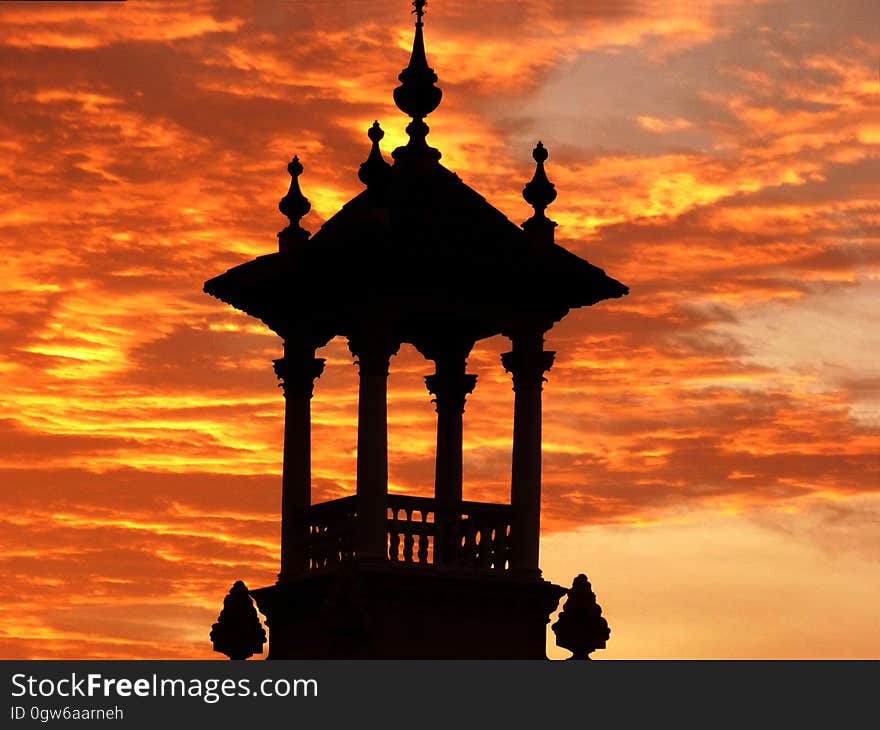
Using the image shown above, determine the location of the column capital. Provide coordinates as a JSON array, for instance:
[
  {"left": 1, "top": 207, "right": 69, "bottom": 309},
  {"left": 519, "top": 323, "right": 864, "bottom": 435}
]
[
  {"left": 348, "top": 334, "right": 400, "bottom": 376},
  {"left": 501, "top": 349, "right": 555, "bottom": 392},
  {"left": 425, "top": 372, "right": 477, "bottom": 414},
  {"left": 273, "top": 355, "right": 325, "bottom": 398}
]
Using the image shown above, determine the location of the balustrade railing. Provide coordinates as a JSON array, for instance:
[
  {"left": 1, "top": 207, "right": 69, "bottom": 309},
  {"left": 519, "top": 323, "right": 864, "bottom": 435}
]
[
  {"left": 300, "top": 494, "right": 511, "bottom": 572},
  {"left": 387, "top": 495, "right": 511, "bottom": 571},
  {"left": 302, "top": 495, "right": 356, "bottom": 570}
]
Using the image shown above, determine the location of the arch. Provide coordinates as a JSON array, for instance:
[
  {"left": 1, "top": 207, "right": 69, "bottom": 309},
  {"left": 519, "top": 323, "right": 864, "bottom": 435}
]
[
  {"left": 311, "top": 336, "right": 359, "bottom": 503},
  {"left": 463, "top": 334, "right": 514, "bottom": 505},
  {"left": 387, "top": 343, "right": 436, "bottom": 499}
]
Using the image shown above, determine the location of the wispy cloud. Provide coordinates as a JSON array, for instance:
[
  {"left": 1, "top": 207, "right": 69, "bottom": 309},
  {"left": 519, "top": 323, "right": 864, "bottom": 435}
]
[{"left": 0, "top": 0, "right": 876, "bottom": 658}]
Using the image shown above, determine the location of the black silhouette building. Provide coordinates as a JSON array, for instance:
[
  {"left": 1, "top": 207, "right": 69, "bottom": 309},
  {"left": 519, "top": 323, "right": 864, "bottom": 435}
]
[{"left": 204, "top": 1, "right": 626, "bottom": 659}]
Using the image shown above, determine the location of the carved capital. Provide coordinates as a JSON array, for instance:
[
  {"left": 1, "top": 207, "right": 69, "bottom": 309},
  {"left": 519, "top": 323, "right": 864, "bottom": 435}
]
[
  {"left": 501, "top": 349, "right": 555, "bottom": 392},
  {"left": 425, "top": 372, "right": 477, "bottom": 414},
  {"left": 348, "top": 334, "right": 400, "bottom": 376},
  {"left": 273, "top": 356, "right": 325, "bottom": 398}
]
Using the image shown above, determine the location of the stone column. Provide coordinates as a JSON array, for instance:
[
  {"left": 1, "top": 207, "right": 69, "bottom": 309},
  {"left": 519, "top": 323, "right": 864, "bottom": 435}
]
[
  {"left": 273, "top": 346, "right": 325, "bottom": 581},
  {"left": 425, "top": 356, "right": 476, "bottom": 564},
  {"left": 349, "top": 332, "right": 399, "bottom": 560},
  {"left": 501, "top": 333, "right": 555, "bottom": 573}
]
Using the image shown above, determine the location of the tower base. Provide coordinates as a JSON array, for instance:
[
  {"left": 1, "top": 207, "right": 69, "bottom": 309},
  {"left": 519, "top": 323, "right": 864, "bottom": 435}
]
[{"left": 251, "top": 562, "right": 566, "bottom": 659}]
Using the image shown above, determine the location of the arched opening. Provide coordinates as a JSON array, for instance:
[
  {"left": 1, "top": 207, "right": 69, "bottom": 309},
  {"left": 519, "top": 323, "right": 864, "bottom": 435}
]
[
  {"left": 311, "top": 336, "right": 359, "bottom": 503},
  {"left": 386, "top": 342, "right": 436, "bottom": 499},
  {"left": 462, "top": 334, "right": 513, "bottom": 506}
]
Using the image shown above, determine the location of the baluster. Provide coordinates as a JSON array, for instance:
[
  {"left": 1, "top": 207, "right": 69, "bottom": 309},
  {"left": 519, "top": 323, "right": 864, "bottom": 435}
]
[
  {"left": 491, "top": 519, "right": 502, "bottom": 570},
  {"left": 471, "top": 520, "right": 480, "bottom": 566},
  {"left": 324, "top": 520, "right": 332, "bottom": 567},
  {"left": 327, "top": 514, "right": 333, "bottom": 566},
  {"left": 458, "top": 515, "right": 471, "bottom": 565},
  {"left": 315, "top": 523, "right": 322, "bottom": 567},
  {"left": 474, "top": 519, "right": 482, "bottom": 566},
  {"left": 313, "top": 521, "right": 319, "bottom": 569},
  {"left": 477, "top": 522, "right": 491, "bottom": 568},
  {"left": 313, "top": 521, "right": 321, "bottom": 569},
  {"left": 457, "top": 516, "right": 467, "bottom": 565},
  {"left": 428, "top": 510, "right": 436, "bottom": 564},
  {"left": 330, "top": 519, "right": 337, "bottom": 566},
  {"left": 485, "top": 525, "right": 496, "bottom": 569},
  {"left": 475, "top": 524, "right": 486, "bottom": 568},
  {"left": 449, "top": 508, "right": 462, "bottom": 565},
  {"left": 417, "top": 510, "right": 429, "bottom": 563},
  {"left": 462, "top": 518, "right": 476, "bottom": 566},
  {"left": 389, "top": 507, "right": 400, "bottom": 561},
  {"left": 403, "top": 508, "right": 415, "bottom": 562},
  {"left": 433, "top": 505, "right": 445, "bottom": 565},
  {"left": 472, "top": 522, "right": 482, "bottom": 566}
]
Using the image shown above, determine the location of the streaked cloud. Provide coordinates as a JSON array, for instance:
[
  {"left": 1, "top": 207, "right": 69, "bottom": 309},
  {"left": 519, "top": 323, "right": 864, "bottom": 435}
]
[{"left": 0, "top": 0, "right": 876, "bottom": 659}]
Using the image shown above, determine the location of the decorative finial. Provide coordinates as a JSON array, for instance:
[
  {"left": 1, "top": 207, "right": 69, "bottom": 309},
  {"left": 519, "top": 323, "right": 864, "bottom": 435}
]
[
  {"left": 523, "top": 142, "right": 557, "bottom": 215},
  {"left": 358, "top": 121, "right": 392, "bottom": 188},
  {"left": 278, "top": 155, "right": 311, "bottom": 252},
  {"left": 392, "top": 0, "right": 442, "bottom": 159},
  {"left": 522, "top": 141, "right": 558, "bottom": 241},
  {"left": 551, "top": 574, "right": 610, "bottom": 660},
  {"left": 368, "top": 120, "right": 385, "bottom": 143},
  {"left": 210, "top": 580, "right": 267, "bottom": 660}
]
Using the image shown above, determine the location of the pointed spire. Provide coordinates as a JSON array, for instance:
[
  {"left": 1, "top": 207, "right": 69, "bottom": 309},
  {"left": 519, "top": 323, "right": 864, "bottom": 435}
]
[
  {"left": 522, "top": 142, "right": 558, "bottom": 242},
  {"left": 392, "top": 0, "right": 442, "bottom": 160},
  {"left": 358, "top": 121, "right": 392, "bottom": 189},
  {"left": 278, "top": 156, "right": 311, "bottom": 252}
]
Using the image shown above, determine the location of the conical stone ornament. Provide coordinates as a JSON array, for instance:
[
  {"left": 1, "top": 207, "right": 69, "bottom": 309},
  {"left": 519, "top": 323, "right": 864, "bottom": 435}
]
[
  {"left": 551, "top": 573, "right": 611, "bottom": 660},
  {"left": 210, "top": 580, "right": 267, "bottom": 660}
]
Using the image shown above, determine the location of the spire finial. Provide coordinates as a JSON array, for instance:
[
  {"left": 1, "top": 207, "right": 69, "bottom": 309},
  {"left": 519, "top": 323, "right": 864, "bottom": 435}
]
[
  {"left": 392, "top": 0, "right": 442, "bottom": 159},
  {"left": 522, "top": 141, "right": 558, "bottom": 241},
  {"left": 278, "top": 155, "right": 311, "bottom": 252},
  {"left": 358, "top": 120, "right": 392, "bottom": 189}
]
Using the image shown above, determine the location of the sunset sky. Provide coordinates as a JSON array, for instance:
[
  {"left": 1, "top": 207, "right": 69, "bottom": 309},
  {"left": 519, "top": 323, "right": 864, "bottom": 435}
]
[{"left": 1, "top": 0, "right": 878, "bottom": 659}]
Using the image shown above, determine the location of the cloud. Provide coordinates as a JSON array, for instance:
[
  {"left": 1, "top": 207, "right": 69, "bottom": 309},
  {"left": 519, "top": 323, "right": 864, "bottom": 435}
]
[{"left": 0, "top": 0, "right": 877, "bottom": 658}]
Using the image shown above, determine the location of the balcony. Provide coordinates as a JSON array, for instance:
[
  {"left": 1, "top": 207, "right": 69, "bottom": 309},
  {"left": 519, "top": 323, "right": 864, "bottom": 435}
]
[{"left": 302, "top": 494, "right": 512, "bottom": 573}]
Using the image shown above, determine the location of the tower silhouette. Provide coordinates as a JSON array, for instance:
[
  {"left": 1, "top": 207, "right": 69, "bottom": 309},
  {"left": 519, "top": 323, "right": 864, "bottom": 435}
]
[{"left": 204, "top": 1, "right": 627, "bottom": 659}]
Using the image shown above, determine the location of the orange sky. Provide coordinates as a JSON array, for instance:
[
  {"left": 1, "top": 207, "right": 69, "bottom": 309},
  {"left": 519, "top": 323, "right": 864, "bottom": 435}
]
[{"left": 0, "top": 0, "right": 878, "bottom": 659}]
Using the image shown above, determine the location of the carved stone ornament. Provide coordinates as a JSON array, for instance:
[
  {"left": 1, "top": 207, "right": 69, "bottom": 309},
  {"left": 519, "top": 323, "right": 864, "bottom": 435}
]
[
  {"left": 210, "top": 580, "right": 267, "bottom": 660},
  {"left": 551, "top": 573, "right": 611, "bottom": 660}
]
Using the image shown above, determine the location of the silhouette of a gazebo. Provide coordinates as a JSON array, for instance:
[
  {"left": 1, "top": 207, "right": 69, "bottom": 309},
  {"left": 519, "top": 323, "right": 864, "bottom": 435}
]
[{"left": 204, "top": 1, "right": 626, "bottom": 659}]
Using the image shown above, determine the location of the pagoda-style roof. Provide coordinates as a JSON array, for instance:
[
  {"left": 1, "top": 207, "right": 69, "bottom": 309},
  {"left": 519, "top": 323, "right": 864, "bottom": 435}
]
[
  {"left": 204, "top": 2, "right": 627, "bottom": 349},
  {"left": 205, "top": 159, "right": 626, "bottom": 344}
]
